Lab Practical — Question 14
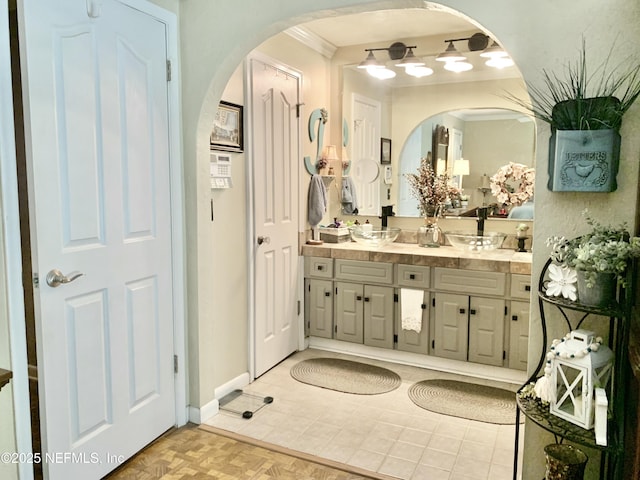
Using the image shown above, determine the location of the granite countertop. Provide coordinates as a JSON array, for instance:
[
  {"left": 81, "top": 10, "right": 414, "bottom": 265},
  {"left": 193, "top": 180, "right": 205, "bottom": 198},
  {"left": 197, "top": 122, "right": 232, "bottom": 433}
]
[{"left": 301, "top": 241, "right": 532, "bottom": 275}]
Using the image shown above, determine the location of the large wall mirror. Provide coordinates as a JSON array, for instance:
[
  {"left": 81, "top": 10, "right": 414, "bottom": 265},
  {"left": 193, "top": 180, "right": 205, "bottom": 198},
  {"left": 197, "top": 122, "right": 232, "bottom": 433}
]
[
  {"left": 340, "top": 52, "right": 535, "bottom": 221},
  {"left": 396, "top": 108, "right": 535, "bottom": 217}
]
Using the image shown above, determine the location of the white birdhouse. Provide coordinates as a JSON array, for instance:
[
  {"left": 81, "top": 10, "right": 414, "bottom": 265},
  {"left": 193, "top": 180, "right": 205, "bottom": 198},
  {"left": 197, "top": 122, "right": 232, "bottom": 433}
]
[{"left": 550, "top": 329, "right": 613, "bottom": 429}]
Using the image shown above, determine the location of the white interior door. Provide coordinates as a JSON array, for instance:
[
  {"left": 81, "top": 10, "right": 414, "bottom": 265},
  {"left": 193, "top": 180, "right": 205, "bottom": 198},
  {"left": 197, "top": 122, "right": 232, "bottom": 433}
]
[
  {"left": 20, "top": 1, "right": 176, "bottom": 477},
  {"left": 351, "top": 94, "right": 381, "bottom": 216},
  {"left": 250, "top": 56, "right": 300, "bottom": 377}
]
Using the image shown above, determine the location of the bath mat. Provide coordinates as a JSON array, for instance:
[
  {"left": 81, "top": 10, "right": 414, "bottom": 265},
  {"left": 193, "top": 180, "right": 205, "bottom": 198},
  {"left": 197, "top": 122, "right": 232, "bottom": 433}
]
[
  {"left": 408, "top": 379, "right": 521, "bottom": 424},
  {"left": 290, "top": 358, "right": 401, "bottom": 395}
]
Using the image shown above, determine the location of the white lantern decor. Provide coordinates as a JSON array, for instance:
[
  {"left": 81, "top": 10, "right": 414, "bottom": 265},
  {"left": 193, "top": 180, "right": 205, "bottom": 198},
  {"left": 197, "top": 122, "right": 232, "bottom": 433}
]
[{"left": 549, "top": 329, "right": 613, "bottom": 429}]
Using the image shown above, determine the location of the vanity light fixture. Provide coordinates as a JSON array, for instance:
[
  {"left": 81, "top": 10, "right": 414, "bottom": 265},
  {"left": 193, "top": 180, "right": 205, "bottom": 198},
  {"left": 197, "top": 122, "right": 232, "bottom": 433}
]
[
  {"left": 435, "top": 41, "right": 467, "bottom": 63},
  {"left": 480, "top": 41, "right": 514, "bottom": 68},
  {"left": 358, "top": 42, "right": 430, "bottom": 79},
  {"left": 359, "top": 35, "right": 514, "bottom": 81}
]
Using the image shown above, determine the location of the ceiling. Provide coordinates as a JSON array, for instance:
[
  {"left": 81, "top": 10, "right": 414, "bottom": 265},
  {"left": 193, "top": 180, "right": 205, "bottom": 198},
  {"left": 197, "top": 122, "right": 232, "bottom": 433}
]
[{"left": 298, "top": 9, "right": 475, "bottom": 48}]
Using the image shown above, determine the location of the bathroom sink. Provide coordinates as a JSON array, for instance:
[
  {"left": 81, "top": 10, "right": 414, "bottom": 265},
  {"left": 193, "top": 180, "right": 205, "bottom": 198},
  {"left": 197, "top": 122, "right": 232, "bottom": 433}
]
[
  {"left": 445, "top": 231, "right": 506, "bottom": 252},
  {"left": 349, "top": 226, "right": 401, "bottom": 248}
]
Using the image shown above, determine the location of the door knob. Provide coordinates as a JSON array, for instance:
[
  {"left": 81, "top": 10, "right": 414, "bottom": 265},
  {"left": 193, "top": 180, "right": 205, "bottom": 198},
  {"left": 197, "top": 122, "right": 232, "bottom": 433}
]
[
  {"left": 46, "top": 269, "right": 84, "bottom": 288},
  {"left": 257, "top": 236, "right": 270, "bottom": 245}
]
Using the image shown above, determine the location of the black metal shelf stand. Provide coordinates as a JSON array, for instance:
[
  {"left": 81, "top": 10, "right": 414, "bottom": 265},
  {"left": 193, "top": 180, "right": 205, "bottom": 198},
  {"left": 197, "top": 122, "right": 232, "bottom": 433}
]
[{"left": 512, "top": 257, "right": 632, "bottom": 480}]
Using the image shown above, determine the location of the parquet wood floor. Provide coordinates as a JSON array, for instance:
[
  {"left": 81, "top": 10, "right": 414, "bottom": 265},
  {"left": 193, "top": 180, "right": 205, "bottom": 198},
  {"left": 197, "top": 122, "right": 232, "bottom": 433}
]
[{"left": 105, "top": 423, "right": 389, "bottom": 480}]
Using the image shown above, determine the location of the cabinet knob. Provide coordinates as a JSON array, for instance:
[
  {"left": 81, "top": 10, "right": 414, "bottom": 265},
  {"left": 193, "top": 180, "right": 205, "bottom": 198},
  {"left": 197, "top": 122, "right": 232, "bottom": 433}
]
[
  {"left": 317, "top": 265, "right": 324, "bottom": 271},
  {"left": 364, "top": 297, "right": 370, "bottom": 302},
  {"left": 356, "top": 295, "right": 362, "bottom": 301},
  {"left": 459, "top": 308, "right": 466, "bottom": 314},
  {"left": 524, "top": 285, "right": 531, "bottom": 292},
  {"left": 512, "top": 315, "right": 518, "bottom": 321},
  {"left": 324, "top": 291, "right": 330, "bottom": 297},
  {"left": 409, "top": 274, "right": 416, "bottom": 280},
  {"left": 469, "top": 309, "right": 476, "bottom": 315}
]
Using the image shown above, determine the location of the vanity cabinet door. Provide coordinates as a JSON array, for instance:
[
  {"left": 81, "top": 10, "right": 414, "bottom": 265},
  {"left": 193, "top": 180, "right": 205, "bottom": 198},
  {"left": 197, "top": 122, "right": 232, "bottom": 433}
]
[
  {"left": 335, "top": 282, "right": 364, "bottom": 344},
  {"left": 363, "top": 285, "right": 394, "bottom": 349},
  {"left": 305, "top": 279, "right": 333, "bottom": 339},
  {"left": 468, "top": 296, "right": 505, "bottom": 367},
  {"left": 432, "top": 293, "right": 468, "bottom": 361},
  {"left": 508, "top": 301, "right": 530, "bottom": 371},
  {"left": 396, "top": 290, "right": 429, "bottom": 354}
]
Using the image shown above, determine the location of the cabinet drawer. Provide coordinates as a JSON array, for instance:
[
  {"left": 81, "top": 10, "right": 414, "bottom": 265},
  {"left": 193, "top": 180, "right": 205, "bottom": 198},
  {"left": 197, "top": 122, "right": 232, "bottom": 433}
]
[
  {"left": 396, "top": 264, "right": 430, "bottom": 288},
  {"left": 304, "top": 257, "right": 333, "bottom": 278},
  {"left": 434, "top": 268, "right": 506, "bottom": 296},
  {"left": 335, "top": 259, "right": 393, "bottom": 284},
  {"left": 511, "top": 274, "right": 532, "bottom": 300}
]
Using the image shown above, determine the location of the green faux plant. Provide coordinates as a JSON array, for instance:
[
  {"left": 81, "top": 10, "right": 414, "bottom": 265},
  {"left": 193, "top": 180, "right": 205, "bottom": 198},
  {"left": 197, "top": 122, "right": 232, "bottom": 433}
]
[
  {"left": 509, "top": 39, "right": 640, "bottom": 131},
  {"left": 546, "top": 211, "right": 640, "bottom": 287}
]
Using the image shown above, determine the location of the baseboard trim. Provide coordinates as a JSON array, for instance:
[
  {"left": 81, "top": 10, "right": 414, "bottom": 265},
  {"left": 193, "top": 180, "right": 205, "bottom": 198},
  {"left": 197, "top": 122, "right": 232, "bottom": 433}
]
[
  {"left": 308, "top": 337, "right": 527, "bottom": 385},
  {"left": 189, "top": 372, "right": 251, "bottom": 424},
  {"left": 188, "top": 398, "right": 218, "bottom": 424},
  {"left": 199, "top": 424, "right": 398, "bottom": 480},
  {"left": 214, "top": 371, "right": 250, "bottom": 400}
]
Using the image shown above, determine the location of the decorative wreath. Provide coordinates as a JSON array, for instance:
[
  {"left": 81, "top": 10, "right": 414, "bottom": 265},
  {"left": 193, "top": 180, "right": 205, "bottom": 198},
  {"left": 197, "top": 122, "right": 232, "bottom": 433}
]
[{"left": 490, "top": 162, "right": 535, "bottom": 206}]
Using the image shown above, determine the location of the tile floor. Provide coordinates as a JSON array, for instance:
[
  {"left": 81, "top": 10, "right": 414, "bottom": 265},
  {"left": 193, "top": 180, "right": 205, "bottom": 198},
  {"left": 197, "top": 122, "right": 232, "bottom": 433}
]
[{"left": 205, "top": 348, "right": 524, "bottom": 480}]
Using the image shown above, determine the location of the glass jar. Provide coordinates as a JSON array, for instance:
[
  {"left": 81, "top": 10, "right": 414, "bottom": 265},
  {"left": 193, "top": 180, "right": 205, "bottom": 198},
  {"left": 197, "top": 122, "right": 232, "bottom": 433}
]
[{"left": 418, "top": 218, "right": 442, "bottom": 247}]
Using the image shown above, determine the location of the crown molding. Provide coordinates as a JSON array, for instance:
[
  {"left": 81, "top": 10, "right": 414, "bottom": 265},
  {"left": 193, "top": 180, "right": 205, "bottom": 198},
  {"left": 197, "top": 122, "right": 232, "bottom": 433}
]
[{"left": 285, "top": 26, "right": 337, "bottom": 59}]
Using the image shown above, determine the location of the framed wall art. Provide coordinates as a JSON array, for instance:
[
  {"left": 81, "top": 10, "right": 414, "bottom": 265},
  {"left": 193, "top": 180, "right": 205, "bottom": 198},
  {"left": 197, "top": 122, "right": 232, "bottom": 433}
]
[
  {"left": 210, "top": 101, "right": 244, "bottom": 152},
  {"left": 380, "top": 137, "right": 391, "bottom": 165}
]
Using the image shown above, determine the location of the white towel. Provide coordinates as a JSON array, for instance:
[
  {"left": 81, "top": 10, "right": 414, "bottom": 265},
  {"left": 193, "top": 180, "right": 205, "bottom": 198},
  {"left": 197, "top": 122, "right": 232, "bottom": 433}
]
[
  {"left": 401, "top": 288, "right": 424, "bottom": 333},
  {"left": 308, "top": 174, "right": 327, "bottom": 227}
]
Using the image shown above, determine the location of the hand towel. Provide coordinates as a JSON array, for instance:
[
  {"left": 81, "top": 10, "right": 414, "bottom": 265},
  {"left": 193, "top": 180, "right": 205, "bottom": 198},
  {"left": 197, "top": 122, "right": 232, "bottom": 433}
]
[
  {"left": 401, "top": 288, "right": 424, "bottom": 333},
  {"left": 308, "top": 174, "right": 327, "bottom": 227},
  {"left": 341, "top": 176, "right": 359, "bottom": 215}
]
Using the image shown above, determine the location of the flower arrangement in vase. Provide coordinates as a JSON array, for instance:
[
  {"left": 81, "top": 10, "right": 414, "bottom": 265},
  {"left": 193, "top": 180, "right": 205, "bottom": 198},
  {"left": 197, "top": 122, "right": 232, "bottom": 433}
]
[
  {"left": 405, "top": 157, "right": 454, "bottom": 247},
  {"left": 405, "top": 157, "right": 451, "bottom": 217},
  {"left": 546, "top": 210, "right": 640, "bottom": 305}
]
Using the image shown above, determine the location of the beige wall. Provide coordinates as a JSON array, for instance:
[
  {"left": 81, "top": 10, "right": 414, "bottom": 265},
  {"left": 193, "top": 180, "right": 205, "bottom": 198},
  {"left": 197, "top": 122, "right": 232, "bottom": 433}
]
[{"left": 180, "top": 1, "right": 640, "bottom": 478}]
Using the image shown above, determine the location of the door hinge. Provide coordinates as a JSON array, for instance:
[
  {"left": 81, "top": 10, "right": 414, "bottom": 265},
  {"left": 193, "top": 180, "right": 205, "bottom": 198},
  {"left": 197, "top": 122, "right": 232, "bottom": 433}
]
[
  {"left": 166, "top": 60, "right": 172, "bottom": 81},
  {"left": 431, "top": 339, "right": 435, "bottom": 349},
  {"left": 394, "top": 293, "right": 399, "bottom": 302},
  {"left": 296, "top": 103, "right": 305, "bottom": 118},
  {"left": 173, "top": 354, "right": 178, "bottom": 374},
  {"left": 432, "top": 298, "right": 435, "bottom": 307},
  {"left": 504, "top": 306, "right": 508, "bottom": 316},
  {"left": 334, "top": 325, "right": 337, "bottom": 333},
  {"left": 393, "top": 334, "right": 398, "bottom": 343},
  {"left": 503, "top": 350, "right": 506, "bottom": 360},
  {"left": 297, "top": 300, "right": 301, "bottom": 316},
  {"left": 33, "top": 273, "right": 39, "bottom": 288}
]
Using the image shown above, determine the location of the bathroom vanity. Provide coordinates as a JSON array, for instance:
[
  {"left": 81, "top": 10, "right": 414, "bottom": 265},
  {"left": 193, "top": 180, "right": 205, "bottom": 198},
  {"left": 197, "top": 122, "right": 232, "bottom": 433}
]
[{"left": 302, "top": 241, "right": 532, "bottom": 381}]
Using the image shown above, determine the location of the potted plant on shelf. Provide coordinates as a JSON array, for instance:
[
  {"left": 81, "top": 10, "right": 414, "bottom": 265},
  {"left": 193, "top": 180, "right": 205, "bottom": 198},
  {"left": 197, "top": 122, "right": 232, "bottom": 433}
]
[
  {"left": 509, "top": 39, "right": 640, "bottom": 192},
  {"left": 546, "top": 211, "right": 640, "bottom": 306}
]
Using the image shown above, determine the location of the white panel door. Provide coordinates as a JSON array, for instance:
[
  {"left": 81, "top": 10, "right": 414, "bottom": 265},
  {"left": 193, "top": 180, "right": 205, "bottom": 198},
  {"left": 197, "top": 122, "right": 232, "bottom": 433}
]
[
  {"left": 351, "top": 94, "right": 381, "bottom": 216},
  {"left": 20, "top": 1, "right": 175, "bottom": 478},
  {"left": 250, "top": 56, "right": 300, "bottom": 377}
]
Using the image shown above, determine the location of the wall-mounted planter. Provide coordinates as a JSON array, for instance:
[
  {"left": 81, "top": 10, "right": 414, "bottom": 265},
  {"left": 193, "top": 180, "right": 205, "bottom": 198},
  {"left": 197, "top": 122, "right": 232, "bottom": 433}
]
[{"left": 547, "top": 129, "right": 620, "bottom": 192}]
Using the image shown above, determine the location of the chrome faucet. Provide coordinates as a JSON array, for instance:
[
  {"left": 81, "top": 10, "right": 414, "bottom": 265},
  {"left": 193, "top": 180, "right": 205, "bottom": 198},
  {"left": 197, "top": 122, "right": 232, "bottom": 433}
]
[
  {"left": 476, "top": 206, "right": 488, "bottom": 236},
  {"left": 380, "top": 205, "right": 395, "bottom": 228}
]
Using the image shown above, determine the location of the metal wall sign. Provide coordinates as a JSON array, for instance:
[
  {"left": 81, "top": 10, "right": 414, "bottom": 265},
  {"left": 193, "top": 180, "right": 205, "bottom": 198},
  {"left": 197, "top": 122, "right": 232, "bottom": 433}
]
[{"left": 548, "top": 129, "right": 620, "bottom": 192}]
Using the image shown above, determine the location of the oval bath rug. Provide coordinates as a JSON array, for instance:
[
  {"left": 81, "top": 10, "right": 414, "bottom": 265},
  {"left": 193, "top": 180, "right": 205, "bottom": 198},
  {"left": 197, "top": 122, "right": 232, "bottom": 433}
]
[
  {"left": 408, "top": 379, "right": 520, "bottom": 424},
  {"left": 290, "top": 358, "right": 401, "bottom": 395}
]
